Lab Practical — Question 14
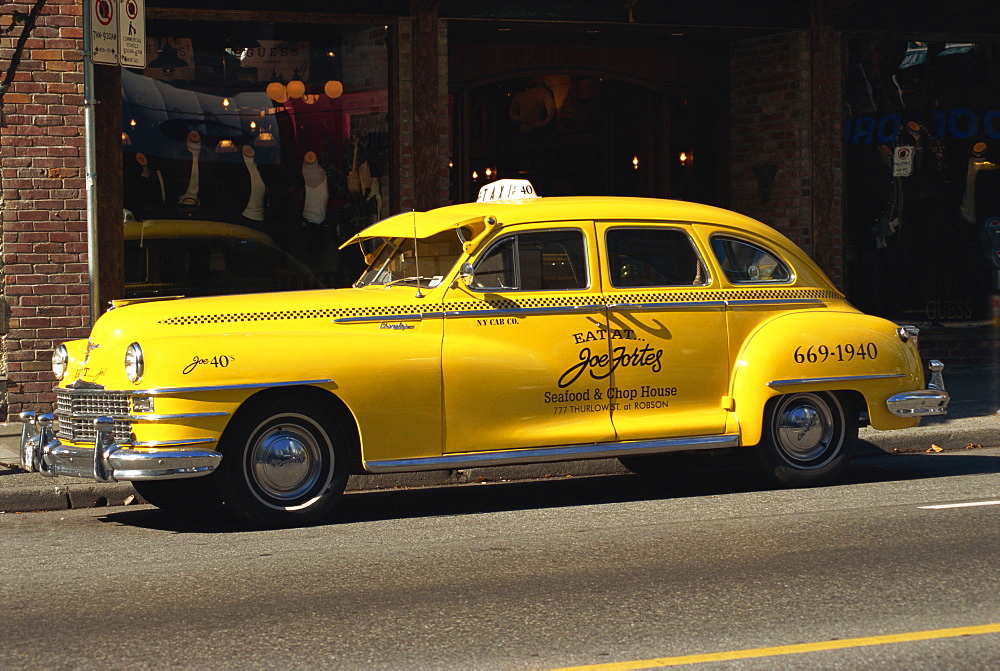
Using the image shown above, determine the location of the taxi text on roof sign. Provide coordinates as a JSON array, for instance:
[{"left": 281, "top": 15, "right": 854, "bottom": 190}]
[{"left": 476, "top": 179, "right": 538, "bottom": 202}]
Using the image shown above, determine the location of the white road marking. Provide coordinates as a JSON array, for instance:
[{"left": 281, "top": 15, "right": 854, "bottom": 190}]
[{"left": 918, "top": 500, "right": 1000, "bottom": 509}]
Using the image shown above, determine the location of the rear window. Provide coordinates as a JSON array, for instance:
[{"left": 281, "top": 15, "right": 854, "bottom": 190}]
[{"left": 710, "top": 236, "right": 792, "bottom": 284}]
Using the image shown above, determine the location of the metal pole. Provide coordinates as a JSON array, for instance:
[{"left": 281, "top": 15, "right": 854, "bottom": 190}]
[{"left": 82, "top": 0, "right": 101, "bottom": 326}]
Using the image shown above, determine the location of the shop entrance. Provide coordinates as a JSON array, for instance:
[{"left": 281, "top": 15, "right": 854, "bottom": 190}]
[{"left": 454, "top": 75, "right": 721, "bottom": 204}]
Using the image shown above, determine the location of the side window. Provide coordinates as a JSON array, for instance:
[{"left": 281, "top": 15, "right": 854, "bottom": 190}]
[
  {"left": 607, "top": 227, "right": 708, "bottom": 287},
  {"left": 710, "top": 236, "right": 792, "bottom": 284},
  {"left": 473, "top": 229, "right": 587, "bottom": 291}
]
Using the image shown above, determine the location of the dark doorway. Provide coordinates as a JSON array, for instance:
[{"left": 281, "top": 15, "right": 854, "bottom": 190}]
[{"left": 454, "top": 75, "right": 722, "bottom": 204}]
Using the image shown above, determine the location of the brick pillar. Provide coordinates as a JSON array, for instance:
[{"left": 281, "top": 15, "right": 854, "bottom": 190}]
[
  {"left": 410, "top": 1, "right": 450, "bottom": 211},
  {"left": 729, "top": 28, "right": 844, "bottom": 288},
  {"left": 0, "top": 0, "right": 89, "bottom": 419},
  {"left": 809, "top": 4, "right": 844, "bottom": 288}
]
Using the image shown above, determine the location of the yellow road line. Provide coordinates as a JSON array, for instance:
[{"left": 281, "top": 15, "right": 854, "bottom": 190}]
[{"left": 554, "top": 623, "right": 1000, "bottom": 670}]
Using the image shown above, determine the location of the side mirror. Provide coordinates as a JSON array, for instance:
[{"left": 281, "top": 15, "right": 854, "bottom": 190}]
[{"left": 458, "top": 262, "right": 475, "bottom": 287}]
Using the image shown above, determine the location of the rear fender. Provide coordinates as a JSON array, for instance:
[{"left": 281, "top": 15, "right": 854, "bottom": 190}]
[{"left": 731, "top": 311, "right": 923, "bottom": 446}]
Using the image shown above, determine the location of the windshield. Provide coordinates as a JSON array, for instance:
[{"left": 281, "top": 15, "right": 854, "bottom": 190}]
[{"left": 355, "top": 229, "right": 467, "bottom": 288}]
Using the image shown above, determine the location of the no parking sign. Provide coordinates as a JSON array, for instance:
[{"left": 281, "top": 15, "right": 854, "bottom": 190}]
[
  {"left": 893, "top": 145, "right": 914, "bottom": 177},
  {"left": 90, "top": 0, "right": 118, "bottom": 64},
  {"left": 88, "top": 0, "right": 145, "bottom": 66}
]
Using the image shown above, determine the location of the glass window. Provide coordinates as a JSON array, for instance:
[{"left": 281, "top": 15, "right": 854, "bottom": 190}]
[
  {"left": 355, "top": 230, "right": 466, "bottom": 289},
  {"left": 844, "top": 39, "right": 998, "bottom": 322},
  {"left": 473, "top": 230, "right": 587, "bottom": 291},
  {"left": 710, "top": 236, "right": 791, "bottom": 284},
  {"left": 607, "top": 227, "right": 708, "bottom": 287},
  {"left": 123, "top": 19, "right": 389, "bottom": 294}
]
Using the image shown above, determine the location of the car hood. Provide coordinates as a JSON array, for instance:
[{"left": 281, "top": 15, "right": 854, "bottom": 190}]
[{"left": 93, "top": 286, "right": 439, "bottom": 342}]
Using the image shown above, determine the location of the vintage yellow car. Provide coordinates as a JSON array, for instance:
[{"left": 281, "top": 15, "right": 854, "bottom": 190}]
[{"left": 21, "top": 181, "right": 949, "bottom": 526}]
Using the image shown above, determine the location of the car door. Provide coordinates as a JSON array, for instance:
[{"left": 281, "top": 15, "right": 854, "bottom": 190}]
[
  {"left": 599, "top": 222, "right": 730, "bottom": 440},
  {"left": 441, "top": 222, "right": 616, "bottom": 454}
]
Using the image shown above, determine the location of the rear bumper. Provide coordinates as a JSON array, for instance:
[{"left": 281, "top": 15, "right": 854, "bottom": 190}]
[
  {"left": 19, "top": 412, "right": 221, "bottom": 483},
  {"left": 886, "top": 359, "right": 950, "bottom": 417},
  {"left": 886, "top": 389, "right": 950, "bottom": 416}
]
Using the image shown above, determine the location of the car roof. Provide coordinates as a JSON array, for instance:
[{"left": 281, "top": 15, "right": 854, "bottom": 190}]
[{"left": 343, "top": 196, "right": 781, "bottom": 246}]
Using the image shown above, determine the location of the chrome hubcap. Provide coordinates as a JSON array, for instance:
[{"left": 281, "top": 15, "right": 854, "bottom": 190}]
[
  {"left": 775, "top": 393, "right": 836, "bottom": 463},
  {"left": 250, "top": 423, "right": 323, "bottom": 502}
]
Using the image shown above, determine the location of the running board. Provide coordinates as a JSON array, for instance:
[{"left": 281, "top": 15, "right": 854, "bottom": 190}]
[{"left": 363, "top": 434, "right": 740, "bottom": 473}]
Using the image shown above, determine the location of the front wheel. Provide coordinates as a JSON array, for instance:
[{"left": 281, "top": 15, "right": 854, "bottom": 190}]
[
  {"left": 756, "top": 391, "right": 856, "bottom": 488},
  {"left": 217, "top": 395, "right": 349, "bottom": 528}
]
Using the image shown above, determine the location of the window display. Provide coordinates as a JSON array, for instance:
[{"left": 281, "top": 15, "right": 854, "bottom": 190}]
[
  {"left": 844, "top": 39, "right": 999, "bottom": 323},
  {"left": 122, "top": 20, "right": 390, "bottom": 293}
]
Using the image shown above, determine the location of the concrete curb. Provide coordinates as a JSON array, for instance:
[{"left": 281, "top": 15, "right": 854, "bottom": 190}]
[{"left": 2, "top": 414, "right": 996, "bottom": 514}]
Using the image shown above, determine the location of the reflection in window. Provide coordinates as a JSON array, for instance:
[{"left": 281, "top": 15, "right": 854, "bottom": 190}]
[
  {"left": 123, "top": 19, "right": 389, "bottom": 294},
  {"left": 607, "top": 227, "right": 707, "bottom": 287},
  {"left": 473, "top": 230, "right": 587, "bottom": 291},
  {"left": 710, "top": 236, "right": 791, "bottom": 284}
]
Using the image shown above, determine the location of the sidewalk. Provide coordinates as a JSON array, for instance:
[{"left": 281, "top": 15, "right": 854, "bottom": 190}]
[{"left": 2, "top": 366, "right": 997, "bottom": 513}]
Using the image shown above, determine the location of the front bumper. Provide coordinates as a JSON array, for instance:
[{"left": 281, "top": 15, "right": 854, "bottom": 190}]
[
  {"left": 19, "top": 412, "right": 222, "bottom": 483},
  {"left": 886, "top": 359, "right": 950, "bottom": 417}
]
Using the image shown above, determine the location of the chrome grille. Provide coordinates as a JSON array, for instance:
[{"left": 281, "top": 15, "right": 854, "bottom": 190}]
[{"left": 55, "top": 389, "right": 133, "bottom": 444}]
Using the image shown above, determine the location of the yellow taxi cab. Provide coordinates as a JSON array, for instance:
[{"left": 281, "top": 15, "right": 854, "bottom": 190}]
[{"left": 20, "top": 180, "right": 949, "bottom": 526}]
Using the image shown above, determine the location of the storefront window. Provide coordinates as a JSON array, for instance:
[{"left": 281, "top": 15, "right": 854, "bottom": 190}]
[
  {"left": 122, "top": 20, "right": 389, "bottom": 295},
  {"left": 844, "top": 39, "right": 999, "bottom": 323}
]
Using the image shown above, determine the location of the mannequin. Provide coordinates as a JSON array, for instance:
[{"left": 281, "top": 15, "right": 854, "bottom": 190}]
[
  {"left": 178, "top": 130, "right": 202, "bottom": 207},
  {"left": 301, "top": 150, "right": 328, "bottom": 225},
  {"left": 960, "top": 142, "right": 998, "bottom": 224},
  {"left": 130, "top": 152, "right": 166, "bottom": 218},
  {"left": 509, "top": 80, "right": 556, "bottom": 132},
  {"left": 241, "top": 145, "right": 266, "bottom": 222}
]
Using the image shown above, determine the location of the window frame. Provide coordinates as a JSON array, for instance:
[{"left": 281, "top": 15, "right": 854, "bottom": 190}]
[
  {"left": 604, "top": 224, "right": 711, "bottom": 289},
  {"left": 470, "top": 227, "right": 590, "bottom": 292},
  {"left": 708, "top": 234, "right": 795, "bottom": 285}
]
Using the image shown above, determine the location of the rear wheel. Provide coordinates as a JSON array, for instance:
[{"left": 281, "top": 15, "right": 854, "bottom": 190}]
[
  {"left": 217, "top": 395, "right": 349, "bottom": 528},
  {"left": 756, "top": 391, "right": 855, "bottom": 487}
]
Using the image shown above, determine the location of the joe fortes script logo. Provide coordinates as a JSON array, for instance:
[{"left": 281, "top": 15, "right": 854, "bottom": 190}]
[{"left": 557, "top": 329, "right": 663, "bottom": 388}]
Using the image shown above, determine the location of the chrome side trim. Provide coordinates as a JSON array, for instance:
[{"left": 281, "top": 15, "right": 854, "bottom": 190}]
[
  {"left": 726, "top": 298, "right": 824, "bottom": 307},
  {"left": 334, "top": 313, "right": 424, "bottom": 324},
  {"left": 767, "top": 373, "right": 906, "bottom": 388},
  {"left": 444, "top": 304, "right": 606, "bottom": 319},
  {"left": 130, "top": 412, "right": 230, "bottom": 421},
  {"left": 608, "top": 301, "right": 727, "bottom": 310},
  {"left": 364, "top": 434, "right": 740, "bottom": 473},
  {"left": 131, "top": 438, "right": 219, "bottom": 448},
  {"left": 126, "top": 379, "right": 333, "bottom": 396}
]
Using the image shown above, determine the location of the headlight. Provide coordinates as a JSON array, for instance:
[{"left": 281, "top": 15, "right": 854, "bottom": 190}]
[
  {"left": 52, "top": 344, "right": 69, "bottom": 380},
  {"left": 124, "top": 342, "right": 144, "bottom": 383}
]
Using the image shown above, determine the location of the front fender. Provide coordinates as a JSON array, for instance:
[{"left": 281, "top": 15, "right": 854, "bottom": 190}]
[{"left": 731, "top": 310, "right": 923, "bottom": 446}]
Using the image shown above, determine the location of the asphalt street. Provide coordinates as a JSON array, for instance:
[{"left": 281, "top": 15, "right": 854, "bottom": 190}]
[{"left": 1, "top": 446, "right": 998, "bottom": 669}]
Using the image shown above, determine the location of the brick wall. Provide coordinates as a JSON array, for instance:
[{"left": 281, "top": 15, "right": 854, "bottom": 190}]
[
  {"left": 729, "top": 32, "right": 816, "bottom": 259},
  {"left": 0, "top": 0, "right": 89, "bottom": 421},
  {"left": 729, "top": 29, "right": 845, "bottom": 288}
]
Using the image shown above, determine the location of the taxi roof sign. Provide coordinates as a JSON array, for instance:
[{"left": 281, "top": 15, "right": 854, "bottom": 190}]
[{"left": 476, "top": 179, "right": 538, "bottom": 203}]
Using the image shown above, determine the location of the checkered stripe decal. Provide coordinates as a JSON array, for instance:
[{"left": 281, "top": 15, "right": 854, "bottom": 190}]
[{"left": 158, "top": 288, "right": 844, "bottom": 326}]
